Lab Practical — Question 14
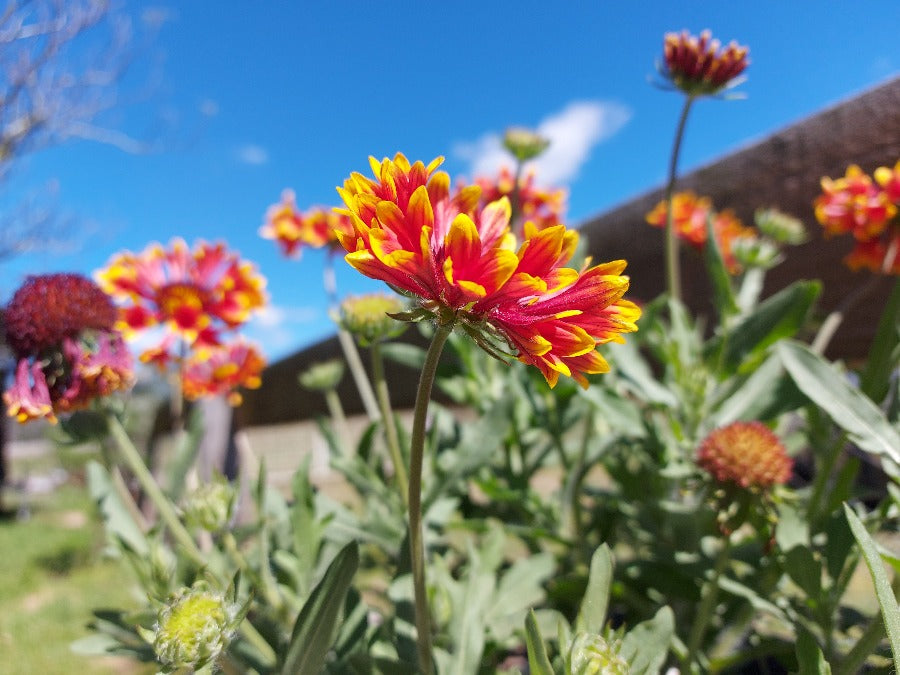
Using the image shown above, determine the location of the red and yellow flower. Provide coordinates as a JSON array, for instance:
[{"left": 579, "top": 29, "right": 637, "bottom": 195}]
[
  {"left": 181, "top": 340, "right": 265, "bottom": 406},
  {"left": 96, "top": 238, "right": 267, "bottom": 362},
  {"left": 661, "top": 30, "right": 749, "bottom": 96},
  {"left": 260, "top": 189, "right": 353, "bottom": 257},
  {"left": 645, "top": 191, "right": 756, "bottom": 273},
  {"left": 336, "top": 153, "right": 639, "bottom": 388},
  {"left": 3, "top": 274, "right": 133, "bottom": 424},
  {"left": 815, "top": 163, "right": 900, "bottom": 274},
  {"left": 471, "top": 166, "right": 567, "bottom": 234}
]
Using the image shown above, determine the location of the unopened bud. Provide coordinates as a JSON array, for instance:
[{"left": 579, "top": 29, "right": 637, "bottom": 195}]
[
  {"left": 503, "top": 127, "right": 550, "bottom": 163},
  {"left": 338, "top": 293, "right": 407, "bottom": 346},
  {"left": 150, "top": 584, "right": 236, "bottom": 670},
  {"left": 754, "top": 209, "right": 807, "bottom": 245},
  {"left": 567, "top": 632, "right": 629, "bottom": 675},
  {"left": 182, "top": 479, "right": 236, "bottom": 533},
  {"left": 298, "top": 359, "right": 345, "bottom": 392}
]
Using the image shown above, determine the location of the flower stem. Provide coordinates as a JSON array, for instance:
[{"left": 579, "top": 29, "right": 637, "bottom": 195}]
[
  {"left": 370, "top": 342, "right": 409, "bottom": 505},
  {"left": 106, "top": 413, "right": 205, "bottom": 568},
  {"left": 663, "top": 95, "right": 695, "bottom": 303},
  {"left": 686, "top": 533, "right": 731, "bottom": 672},
  {"left": 408, "top": 321, "right": 453, "bottom": 675}
]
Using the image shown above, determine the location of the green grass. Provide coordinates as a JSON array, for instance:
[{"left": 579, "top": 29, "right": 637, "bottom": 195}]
[{"left": 0, "top": 481, "right": 151, "bottom": 675}]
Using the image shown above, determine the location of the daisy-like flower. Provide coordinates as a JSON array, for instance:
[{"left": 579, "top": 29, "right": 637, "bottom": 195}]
[
  {"left": 336, "top": 153, "right": 639, "bottom": 388},
  {"left": 646, "top": 191, "right": 756, "bottom": 273},
  {"left": 3, "top": 274, "right": 133, "bottom": 424},
  {"left": 472, "top": 166, "right": 567, "bottom": 234},
  {"left": 697, "top": 421, "right": 793, "bottom": 490},
  {"left": 661, "top": 29, "right": 749, "bottom": 97},
  {"left": 181, "top": 340, "right": 265, "bottom": 406},
  {"left": 96, "top": 238, "right": 267, "bottom": 363},
  {"left": 260, "top": 189, "right": 353, "bottom": 258},
  {"left": 814, "top": 163, "right": 900, "bottom": 274}
]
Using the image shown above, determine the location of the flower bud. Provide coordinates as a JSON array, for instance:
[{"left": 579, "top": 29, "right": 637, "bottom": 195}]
[
  {"left": 503, "top": 127, "right": 551, "bottom": 163},
  {"left": 298, "top": 359, "right": 345, "bottom": 392},
  {"left": 182, "top": 479, "right": 236, "bottom": 532},
  {"left": 567, "top": 632, "right": 629, "bottom": 675},
  {"left": 338, "top": 293, "right": 407, "bottom": 346},
  {"left": 151, "top": 584, "right": 236, "bottom": 670},
  {"left": 754, "top": 209, "right": 808, "bottom": 245},
  {"left": 731, "top": 236, "right": 782, "bottom": 270}
]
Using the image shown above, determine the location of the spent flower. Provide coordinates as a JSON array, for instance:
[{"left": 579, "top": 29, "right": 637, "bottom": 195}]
[
  {"left": 697, "top": 421, "right": 793, "bottom": 490},
  {"left": 337, "top": 153, "right": 639, "bottom": 388},
  {"left": 3, "top": 274, "right": 133, "bottom": 424},
  {"left": 660, "top": 29, "right": 749, "bottom": 97}
]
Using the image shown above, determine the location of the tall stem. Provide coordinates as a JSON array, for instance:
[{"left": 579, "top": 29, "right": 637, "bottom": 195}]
[
  {"left": 323, "top": 256, "right": 381, "bottom": 420},
  {"left": 408, "top": 321, "right": 453, "bottom": 675},
  {"left": 663, "top": 95, "right": 695, "bottom": 303},
  {"left": 106, "top": 413, "right": 205, "bottom": 568},
  {"left": 371, "top": 342, "right": 409, "bottom": 505},
  {"left": 686, "top": 533, "right": 731, "bottom": 672}
]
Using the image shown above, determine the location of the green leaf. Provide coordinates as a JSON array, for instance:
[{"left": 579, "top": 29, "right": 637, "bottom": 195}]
[
  {"left": 784, "top": 546, "right": 822, "bottom": 599},
  {"left": 778, "top": 341, "right": 900, "bottom": 469},
  {"left": 717, "top": 280, "right": 820, "bottom": 373},
  {"left": 281, "top": 541, "right": 360, "bottom": 675},
  {"left": 619, "top": 606, "right": 674, "bottom": 675},
  {"left": 85, "top": 460, "right": 148, "bottom": 556},
  {"left": 380, "top": 342, "right": 427, "bottom": 370},
  {"left": 708, "top": 352, "right": 805, "bottom": 427},
  {"left": 844, "top": 504, "right": 900, "bottom": 675},
  {"left": 859, "top": 277, "right": 900, "bottom": 402},
  {"left": 525, "top": 610, "right": 556, "bottom": 675},
  {"left": 703, "top": 210, "right": 739, "bottom": 319},
  {"left": 795, "top": 626, "right": 832, "bottom": 674},
  {"left": 575, "top": 544, "right": 613, "bottom": 635}
]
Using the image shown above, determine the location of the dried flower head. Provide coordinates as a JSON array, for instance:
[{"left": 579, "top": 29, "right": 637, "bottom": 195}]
[
  {"left": 4, "top": 273, "right": 117, "bottom": 357},
  {"left": 3, "top": 274, "right": 133, "bottom": 424},
  {"left": 661, "top": 29, "right": 748, "bottom": 96},
  {"left": 697, "top": 421, "right": 792, "bottom": 490},
  {"left": 338, "top": 292, "right": 407, "bottom": 346}
]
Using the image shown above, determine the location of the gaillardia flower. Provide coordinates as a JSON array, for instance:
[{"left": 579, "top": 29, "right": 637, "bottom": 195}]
[
  {"left": 3, "top": 273, "right": 133, "bottom": 423},
  {"left": 697, "top": 421, "right": 793, "bottom": 490},
  {"left": 646, "top": 191, "right": 756, "bottom": 273},
  {"left": 472, "top": 166, "right": 567, "bottom": 234},
  {"left": 336, "top": 153, "right": 639, "bottom": 388},
  {"left": 181, "top": 340, "right": 265, "bottom": 406},
  {"left": 260, "top": 189, "right": 353, "bottom": 258},
  {"left": 814, "top": 163, "right": 900, "bottom": 274},
  {"left": 661, "top": 30, "right": 749, "bottom": 96},
  {"left": 96, "top": 238, "right": 267, "bottom": 363}
]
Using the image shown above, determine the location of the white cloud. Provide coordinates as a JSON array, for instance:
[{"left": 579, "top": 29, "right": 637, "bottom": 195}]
[
  {"left": 253, "top": 304, "right": 319, "bottom": 329},
  {"left": 236, "top": 144, "right": 269, "bottom": 166},
  {"left": 199, "top": 99, "right": 219, "bottom": 117},
  {"left": 141, "top": 6, "right": 177, "bottom": 30},
  {"left": 453, "top": 100, "right": 631, "bottom": 186}
]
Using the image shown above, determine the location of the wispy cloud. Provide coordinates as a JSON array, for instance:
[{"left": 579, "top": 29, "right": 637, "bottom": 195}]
[
  {"left": 236, "top": 144, "right": 269, "bottom": 166},
  {"left": 453, "top": 100, "right": 631, "bottom": 185},
  {"left": 199, "top": 99, "right": 219, "bottom": 117},
  {"left": 141, "top": 6, "right": 177, "bottom": 30}
]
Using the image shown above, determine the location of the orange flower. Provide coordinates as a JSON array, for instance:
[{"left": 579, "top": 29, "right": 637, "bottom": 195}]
[
  {"left": 96, "top": 238, "right": 267, "bottom": 362},
  {"left": 2, "top": 274, "right": 133, "bottom": 424},
  {"left": 814, "top": 163, "right": 900, "bottom": 274},
  {"left": 472, "top": 166, "right": 567, "bottom": 234},
  {"left": 661, "top": 30, "right": 748, "bottom": 96},
  {"left": 337, "top": 153, "right": 639, "bottom": 388},
  {"left": 645, "top": 191, "right": 755, "bottom": 273},
  {"left": 697, "top": 422, "right": 792, "bottom": 490},
  {"left": 260, "top": 189, "right": 352, "bottom": 257},
  {"left": 181, "top": 340, "right": 265, "bottom": 406}
]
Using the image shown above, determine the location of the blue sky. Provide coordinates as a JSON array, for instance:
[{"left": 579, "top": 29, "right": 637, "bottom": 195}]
[{"left": 3, "top": 1, "right": 898, "bottom": 362}]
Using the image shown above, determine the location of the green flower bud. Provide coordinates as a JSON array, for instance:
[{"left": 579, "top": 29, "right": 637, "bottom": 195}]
[
  {"left": 731, "top": 236, "right": 783, "bottom": 270},
  {"left": 152, "top": 584, "right": 236, "bottom": 670},
  {"left": 567, "top": 632, "right": 629, "bottom": 675},
  {"left": 754, "top": 208, "right": 808, "bottom": 245},
  {"left": 182, "top": 479, "right": 236, "bottom": 533},
  {"left": 298, "top": 359, "right": 345, "bottom": 392},
  {"left": 503, "top": 127, "right": 550, "bottom": 163},
  {"left": 338, "top": 293, "right": 408, "bottom": 346}
]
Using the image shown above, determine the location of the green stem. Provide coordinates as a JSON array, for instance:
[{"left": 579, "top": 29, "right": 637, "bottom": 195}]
[
  {"left": 807, "top": 430, "right": 849, "bottom": 524},
  {"left": 408, "top": 321, "right": 453, "bottom": 675},
  {"left": 686, "top": 533, "right": 731, "bottom": 672},
  {"left": 835, "top": 611, "right": 886, "bottom": 675},
  {"left": 222, "top": 531, "right": 283, "bottom": 612},
  {"left": 663, "top": 95, "right": 695, "bottom": 303},
  {"left": 324, "top": 388, "right": 350, "bottom": 454},
  {"left": 106, "top": 413, "right": 205, "bottom": 568},
  {"left": 371, "top": 342, "right": 409, "bottom": 505},
  {"left": 570, "top": 409, "right": 594, "bottom": 564}
]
